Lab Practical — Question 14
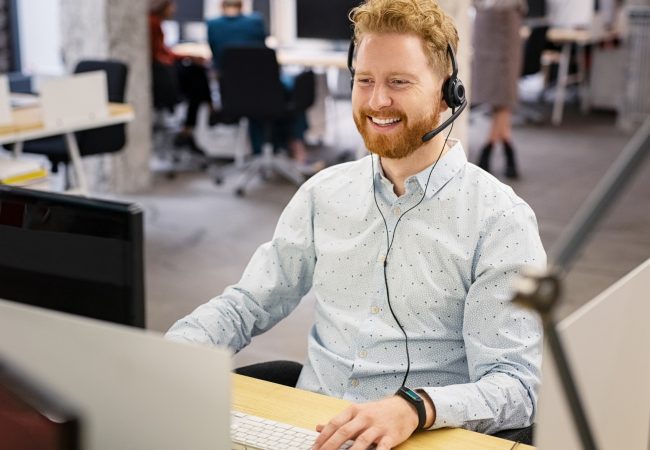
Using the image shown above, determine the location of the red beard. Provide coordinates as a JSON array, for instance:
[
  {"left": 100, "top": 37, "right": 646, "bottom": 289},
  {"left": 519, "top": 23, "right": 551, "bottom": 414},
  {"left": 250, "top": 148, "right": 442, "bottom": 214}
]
[{"left": 353, "top": 106, "right": 441, "bottom": 159}]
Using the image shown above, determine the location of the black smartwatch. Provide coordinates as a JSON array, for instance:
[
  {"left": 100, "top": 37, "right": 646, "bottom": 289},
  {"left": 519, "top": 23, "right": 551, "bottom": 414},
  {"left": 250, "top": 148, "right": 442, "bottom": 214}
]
[{"left": 395, "top": 386, "right": 427, "bottom": 430}]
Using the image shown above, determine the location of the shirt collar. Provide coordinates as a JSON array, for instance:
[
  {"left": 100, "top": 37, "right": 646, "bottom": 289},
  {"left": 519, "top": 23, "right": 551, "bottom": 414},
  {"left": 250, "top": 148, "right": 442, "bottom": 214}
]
[{"left": 371, "top": 139, "right": 466, "bottom": 199}]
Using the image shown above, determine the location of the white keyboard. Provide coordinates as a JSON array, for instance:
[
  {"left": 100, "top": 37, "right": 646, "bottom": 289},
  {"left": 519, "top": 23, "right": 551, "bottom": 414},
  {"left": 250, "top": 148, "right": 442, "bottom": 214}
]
[{"left": 231, "top": 411, "right": 354, "bottom": 450}]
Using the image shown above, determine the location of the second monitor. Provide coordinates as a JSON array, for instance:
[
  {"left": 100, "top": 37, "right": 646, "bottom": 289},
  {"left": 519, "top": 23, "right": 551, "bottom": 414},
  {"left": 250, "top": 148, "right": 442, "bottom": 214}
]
[
  {"left": 296, "top": 0, "right": 360, "bottom": 41},
  {"left": 0, "top": 186, "right": 145, "bottom": 327}
]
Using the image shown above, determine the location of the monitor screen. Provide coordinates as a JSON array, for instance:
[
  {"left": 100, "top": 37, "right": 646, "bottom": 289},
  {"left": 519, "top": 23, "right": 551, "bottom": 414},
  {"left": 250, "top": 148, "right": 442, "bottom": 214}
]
[
  {"left": 296, "top": 0, "right": 360, "bottom": 41},
  {"left": 174, "top": 0, "right": 205, "bottom": 22},
  {"left": 0, "top": 358, "right": 80, "bottom": 450},
  {"left": 0, "top": 186, "right": 145, "bottom": 328},
  {"left": 252, "top": 0, "right": 271, "bottom": 35}
]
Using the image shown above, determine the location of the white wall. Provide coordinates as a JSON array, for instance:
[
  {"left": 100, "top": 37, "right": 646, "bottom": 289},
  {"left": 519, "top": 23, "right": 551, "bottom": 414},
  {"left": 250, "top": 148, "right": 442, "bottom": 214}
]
[{"left": 16, "top": 0, "right": 65, "bottom": 76}]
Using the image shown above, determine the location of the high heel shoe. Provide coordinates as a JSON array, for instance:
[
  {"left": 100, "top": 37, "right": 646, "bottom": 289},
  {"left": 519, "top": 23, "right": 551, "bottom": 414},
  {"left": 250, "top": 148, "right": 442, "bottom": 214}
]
[
  {"left": 477, "top": 143, "right": 493, "bottom": 173},
  {"left": 503, "top": 140, "right": 519, "bottom": 179}
]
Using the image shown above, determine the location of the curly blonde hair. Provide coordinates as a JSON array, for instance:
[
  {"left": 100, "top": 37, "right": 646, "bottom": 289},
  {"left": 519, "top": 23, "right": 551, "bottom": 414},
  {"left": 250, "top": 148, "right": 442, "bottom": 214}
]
[{"left": 349, "top": 0, "right": 459, "bottom": 78}]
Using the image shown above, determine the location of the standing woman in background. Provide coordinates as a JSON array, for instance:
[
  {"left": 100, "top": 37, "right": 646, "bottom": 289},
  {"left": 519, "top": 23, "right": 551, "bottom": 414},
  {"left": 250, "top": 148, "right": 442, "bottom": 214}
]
[{"left": 473, "top": 0, "right": 527, "bottom": 179}]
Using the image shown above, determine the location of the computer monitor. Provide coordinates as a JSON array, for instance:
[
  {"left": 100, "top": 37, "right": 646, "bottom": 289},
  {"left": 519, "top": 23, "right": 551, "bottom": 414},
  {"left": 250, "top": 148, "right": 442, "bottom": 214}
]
[
  {"left": 296, "top": 0, "right": 360, "bottom": 41},
  {"left": 0, "top": 186, "right": 145, "bottom": 328},
  {"left": 546, "top": 0, "right": 594, "bottom": 27},
  {"left": 0, "top": 299, "right": 231, "bottom": 449},
  {"left": 535, "top": 258, "right": 650, "bottom": 449},
  {"left": 174, "top": 0, "right": 205, "bottom": 22},
  {"left": 253, "top": 0, "right": 271, "bottom": 35},
  {"left": 0, "top": 357, "right": 80, "bottom": 450}
]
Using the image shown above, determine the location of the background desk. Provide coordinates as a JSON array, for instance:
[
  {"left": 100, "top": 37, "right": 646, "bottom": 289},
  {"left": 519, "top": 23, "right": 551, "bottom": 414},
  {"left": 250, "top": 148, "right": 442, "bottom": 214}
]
[
  {"left": 233, "top": 374, "right": 534, "bottom": 450},
  {"left": 0, "top": 101, "right": 134, "bottom": 195},
  {"left": 173, "top": 42, "right": 349, "bottom": 69},
  {"left": 546, "top": 27, "right": 619, "bottom": 125}
]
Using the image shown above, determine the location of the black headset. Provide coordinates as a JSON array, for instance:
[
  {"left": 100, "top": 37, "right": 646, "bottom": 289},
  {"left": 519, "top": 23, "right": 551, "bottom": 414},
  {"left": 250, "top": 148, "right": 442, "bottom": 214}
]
[{"left": 347, "top": 39, "right": 467, "bottom": 142}]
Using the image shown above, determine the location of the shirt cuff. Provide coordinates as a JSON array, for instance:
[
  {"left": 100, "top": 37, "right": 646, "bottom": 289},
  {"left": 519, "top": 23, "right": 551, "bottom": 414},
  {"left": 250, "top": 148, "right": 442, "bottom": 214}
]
[{"left": 416, "top": 385, "right": 470, "bottom": 430}]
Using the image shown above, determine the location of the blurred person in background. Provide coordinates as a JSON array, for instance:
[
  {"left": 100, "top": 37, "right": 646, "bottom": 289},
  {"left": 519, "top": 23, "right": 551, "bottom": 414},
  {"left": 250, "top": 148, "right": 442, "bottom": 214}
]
[
  {"left": 472, "top": 0, "right": 526, "bottom": 179},
  {"left": 207, "top": 0, "right": 322, "bottom": 173},
  {"left": 149, "top": 0, "right": 219, "bottom": 155}
]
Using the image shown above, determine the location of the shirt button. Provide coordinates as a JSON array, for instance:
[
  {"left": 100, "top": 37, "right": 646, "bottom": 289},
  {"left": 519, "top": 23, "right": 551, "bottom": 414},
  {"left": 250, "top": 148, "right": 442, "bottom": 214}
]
[
  {"left": 350, "top": 379, "right": 359, "bottom": 387},
  {"left": 370, "top": 306, "right": 380, "bottom": 314},
  {"left": 359, "top": 350, "right": 368, "bottom": 358},
  {"left": 393, "top": 207, "right": 401, "bottom": 215}
]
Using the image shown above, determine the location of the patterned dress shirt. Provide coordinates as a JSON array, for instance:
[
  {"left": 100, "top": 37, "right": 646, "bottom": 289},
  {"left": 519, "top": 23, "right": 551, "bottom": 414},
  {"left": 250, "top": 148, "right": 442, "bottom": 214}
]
[{"left": 166, "top": 140, "right": 546, "bottom": 433}]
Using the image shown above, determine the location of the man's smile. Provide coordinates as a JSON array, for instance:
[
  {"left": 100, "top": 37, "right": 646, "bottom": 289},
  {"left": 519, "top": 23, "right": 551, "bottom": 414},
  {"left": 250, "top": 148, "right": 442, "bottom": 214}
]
[{"left": 368, "top": 115, "right": 403, "bottom": 130}]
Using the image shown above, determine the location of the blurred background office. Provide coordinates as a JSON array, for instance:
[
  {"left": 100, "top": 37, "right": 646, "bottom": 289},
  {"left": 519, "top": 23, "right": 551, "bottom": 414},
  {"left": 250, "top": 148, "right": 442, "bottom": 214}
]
[{"left": 1, "top": 0, "right": 649, "bottom": 368}]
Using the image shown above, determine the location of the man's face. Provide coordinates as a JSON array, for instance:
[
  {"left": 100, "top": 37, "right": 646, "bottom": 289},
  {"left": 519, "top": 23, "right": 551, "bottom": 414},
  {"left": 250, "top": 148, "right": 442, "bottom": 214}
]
[{"left": 352, "top": 33, "right": 447, "bottom": 159}]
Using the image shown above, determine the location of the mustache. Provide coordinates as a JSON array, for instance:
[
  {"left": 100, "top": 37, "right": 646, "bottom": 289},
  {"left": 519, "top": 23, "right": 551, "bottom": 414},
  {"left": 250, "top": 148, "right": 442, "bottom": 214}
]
[{"left": 357, "top": 107, "right": 407, "bottom": 121}]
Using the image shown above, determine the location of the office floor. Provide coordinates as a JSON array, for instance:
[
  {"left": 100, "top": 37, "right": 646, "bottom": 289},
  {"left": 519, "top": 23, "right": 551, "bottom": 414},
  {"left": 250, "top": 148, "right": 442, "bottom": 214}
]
[{"left": 123, "top": 99, "right": 650, "bottom": 368}]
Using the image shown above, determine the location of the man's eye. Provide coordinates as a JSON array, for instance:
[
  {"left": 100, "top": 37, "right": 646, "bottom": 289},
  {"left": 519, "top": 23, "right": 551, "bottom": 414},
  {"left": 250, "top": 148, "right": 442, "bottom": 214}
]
[
  {"left": 357, "top": 78, "right": 373, "bottom": 85},
  {"left": 391, "top": 79, "right": 409, "bottom": 86}
]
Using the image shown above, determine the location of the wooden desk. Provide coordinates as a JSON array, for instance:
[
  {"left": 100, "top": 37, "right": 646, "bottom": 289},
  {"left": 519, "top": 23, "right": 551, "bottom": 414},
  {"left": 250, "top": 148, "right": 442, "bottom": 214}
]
[
  {"left": 233, "top": 375, "right": 535, "bottom": 450},
  {"left": 173, "top": 42, "right": 349, "bottom": 69},
  {"left": 546, "top": 27, "right": 619, "bottom": 125},
  {"left": 0, "top": 101, "right": 134, "bottom": 195}
]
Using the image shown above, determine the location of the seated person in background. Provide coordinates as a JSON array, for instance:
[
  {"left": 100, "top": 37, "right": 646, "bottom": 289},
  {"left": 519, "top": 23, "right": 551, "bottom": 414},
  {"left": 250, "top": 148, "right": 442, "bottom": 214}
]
[
  {"left": 168, "top": 0, "right": 545, "bottom": 448},
  {"left": 149, "top": 0, "right": 219, "bottom": 155},
  {"left": 207, "top": 0, "right": 318, "bottom": 171}
]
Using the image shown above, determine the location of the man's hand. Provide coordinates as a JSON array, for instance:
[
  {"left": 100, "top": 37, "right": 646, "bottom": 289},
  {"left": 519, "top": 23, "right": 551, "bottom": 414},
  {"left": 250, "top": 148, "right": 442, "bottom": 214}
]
[{"left": 312, "top": 396, "right": 419, "bottom": 450}]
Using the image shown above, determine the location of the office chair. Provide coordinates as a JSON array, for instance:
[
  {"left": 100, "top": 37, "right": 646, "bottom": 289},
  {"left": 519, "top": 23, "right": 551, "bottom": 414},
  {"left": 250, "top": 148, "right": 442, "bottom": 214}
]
[
  {"left": 218, "top": 46, "right": 315, "bottom": 196},
  {"left": 21, "top": 60, "right": 128, "bottom": 188},
  {"left": 150, "top": 61, "right": 213, "bottom": 179}
]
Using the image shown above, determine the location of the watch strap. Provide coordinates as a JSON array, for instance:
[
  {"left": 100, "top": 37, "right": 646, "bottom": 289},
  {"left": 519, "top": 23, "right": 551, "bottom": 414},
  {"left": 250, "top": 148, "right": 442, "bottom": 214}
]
[{"left": 395, "top": 386, "right": 426, "bottom": 429}]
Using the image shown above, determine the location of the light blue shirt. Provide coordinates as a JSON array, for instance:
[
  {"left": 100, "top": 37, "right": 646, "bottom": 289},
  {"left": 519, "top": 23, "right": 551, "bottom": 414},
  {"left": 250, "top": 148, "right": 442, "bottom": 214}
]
[{"left": 166, "top": 141, "right": 546, "bottom": 434}]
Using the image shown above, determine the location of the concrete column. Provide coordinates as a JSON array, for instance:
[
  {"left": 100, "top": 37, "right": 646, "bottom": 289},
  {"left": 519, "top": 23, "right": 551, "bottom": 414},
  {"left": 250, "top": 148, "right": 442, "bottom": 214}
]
[{"left": 60, "top": 0, "right": 152, "bottom": 193}]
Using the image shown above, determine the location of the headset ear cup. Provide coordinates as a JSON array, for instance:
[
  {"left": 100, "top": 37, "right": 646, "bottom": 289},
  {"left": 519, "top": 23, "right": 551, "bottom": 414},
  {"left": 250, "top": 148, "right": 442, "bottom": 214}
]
[
  {"left": 452, "top": 79, "right": 466, "bottom": 109},
  {"left": 442, "top": 78, "right": 454, "bottom": 108},
  {"left": 443, "top": 78, "right": 465, "bottom": 109}
]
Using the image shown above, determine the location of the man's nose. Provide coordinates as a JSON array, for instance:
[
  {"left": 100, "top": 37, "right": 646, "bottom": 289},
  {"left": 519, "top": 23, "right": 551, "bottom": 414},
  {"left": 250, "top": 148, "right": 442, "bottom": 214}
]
[{"left": 368, "top": 83, "right": 392, "bottom": 110}]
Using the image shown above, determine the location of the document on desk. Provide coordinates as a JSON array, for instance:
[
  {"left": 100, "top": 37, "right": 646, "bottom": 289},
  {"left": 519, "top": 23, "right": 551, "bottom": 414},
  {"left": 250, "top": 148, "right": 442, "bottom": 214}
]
[{"left": 0, "top": 157, "right": 48, "bottom": 186}]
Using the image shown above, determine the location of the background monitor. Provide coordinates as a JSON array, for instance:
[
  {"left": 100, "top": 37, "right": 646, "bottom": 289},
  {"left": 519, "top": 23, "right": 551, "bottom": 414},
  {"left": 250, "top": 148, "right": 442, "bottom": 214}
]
[
  {"left": 296, "top": 0, "right": 360, "bottom": 41},
  {"left": 0, "top": 186, "right": 145, "bottom": 328},
  {"left": 174, "top": 0, "right": 205, "bottom": 22},
  {"left": 0, "top": 357, "right": 80, "bottom": 450},
  {"left": 252, "top": 0, "right": 271, "bottom": 35}
]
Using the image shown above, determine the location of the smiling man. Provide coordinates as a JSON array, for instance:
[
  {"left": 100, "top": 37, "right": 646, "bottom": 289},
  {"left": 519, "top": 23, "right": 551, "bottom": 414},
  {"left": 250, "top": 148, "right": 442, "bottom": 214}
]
[{"left": 166, "top": 1, "right": 546, "bottom": 449}]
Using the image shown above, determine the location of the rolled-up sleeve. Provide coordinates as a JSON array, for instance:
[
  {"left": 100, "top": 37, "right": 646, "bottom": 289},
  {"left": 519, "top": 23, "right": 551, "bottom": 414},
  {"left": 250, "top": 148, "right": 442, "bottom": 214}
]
[
  {"left": 421, "top": 203, "right": 546, "bottom": 433},
  {"left": 166, "top": 185, "right": 316, "bottom": 352}
]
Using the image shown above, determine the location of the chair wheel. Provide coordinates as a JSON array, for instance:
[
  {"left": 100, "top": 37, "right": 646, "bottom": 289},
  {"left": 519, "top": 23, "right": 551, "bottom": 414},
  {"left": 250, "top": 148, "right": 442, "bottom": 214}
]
[
  {"left": 235, "top": 188, "right": 245, "bottom": 197},
  {"left": 215, "top": 176, "right": 223, "bottom": 185},
  {"left": 165, "top": 171, "right": 176, "bottom": 180}
]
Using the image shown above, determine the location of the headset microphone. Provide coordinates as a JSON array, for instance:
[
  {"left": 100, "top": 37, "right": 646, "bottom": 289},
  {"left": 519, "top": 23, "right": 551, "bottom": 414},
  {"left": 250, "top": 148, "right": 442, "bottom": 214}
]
[
  {"left": 422, "top": 43, "right": 467, "bottom": 142},
  {"left": 420, "top": 99, "right": 466, "bottom": 142}
]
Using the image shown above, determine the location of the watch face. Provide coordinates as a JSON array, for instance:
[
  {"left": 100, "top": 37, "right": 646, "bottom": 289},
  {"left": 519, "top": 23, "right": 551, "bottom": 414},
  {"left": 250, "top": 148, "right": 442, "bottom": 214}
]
[
  {"left": 404, "top": 388, "right": 421, "bottom": 402},
  {"left": 399, "top": 387, "right": 423, "bottom": 403}
]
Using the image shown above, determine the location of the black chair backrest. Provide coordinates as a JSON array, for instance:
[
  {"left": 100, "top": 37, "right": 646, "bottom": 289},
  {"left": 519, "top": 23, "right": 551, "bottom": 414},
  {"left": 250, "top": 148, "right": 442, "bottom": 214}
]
[
  {"left": 219, "top": 46, "right": 287, "bottom": 121},
  {"left": 290, "top": 70, "right": 316, "bottom": 112},
  {"left": 74, "top": 59, "right": 129, "bottom": 155}
]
